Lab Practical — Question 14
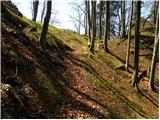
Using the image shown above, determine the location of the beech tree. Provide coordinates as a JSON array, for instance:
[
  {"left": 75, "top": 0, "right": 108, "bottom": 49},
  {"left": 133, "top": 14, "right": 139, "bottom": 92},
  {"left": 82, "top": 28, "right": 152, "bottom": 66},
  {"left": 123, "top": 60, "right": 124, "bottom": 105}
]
[
  {"left": 99, "top": 1, "right": 103, "bottom": 40},
  {"left": 32, "top": 0, "right": 39, "bottom": 22},
  {"left": 39, "top": 0, "right": 52, "bottom": 48},
  {"left": 84, "top": 1, "right": 87, "bottom": 35},
  {"left": 152, "top": 1, "right": 158, "bottom": 24},
  {"left": 104, "top": 1, "right": 110, "bottom": 52},
  {"left": 131, "top": 1, "right": 141, "bottom": 88},
  {"left": 90, "top": 1, "right": 96, "bottom": 52},
  {"left": 69, "top": 2, "right": 85, "bottom": 34},
  {"left": 125, "top": 1, "right": 133, "bottom": 71},
  {"left": 149, "top": 6, "right": 159, "bottom": 91},
  {"left": 86, "top": 0, "right": 91, "bottom": 47},
  {"left": 121, "top": 1, "right": 126, "bottom": 38},
  {"left": 40, "top": 0, "right": 46, "bottom": 23}
]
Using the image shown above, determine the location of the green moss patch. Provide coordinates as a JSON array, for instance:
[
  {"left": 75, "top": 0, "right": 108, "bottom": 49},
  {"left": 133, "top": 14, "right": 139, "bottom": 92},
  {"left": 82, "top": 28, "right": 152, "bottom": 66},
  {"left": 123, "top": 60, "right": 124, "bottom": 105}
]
[{"left": 34, "top": 68, "right": 61, "bottom": 107}]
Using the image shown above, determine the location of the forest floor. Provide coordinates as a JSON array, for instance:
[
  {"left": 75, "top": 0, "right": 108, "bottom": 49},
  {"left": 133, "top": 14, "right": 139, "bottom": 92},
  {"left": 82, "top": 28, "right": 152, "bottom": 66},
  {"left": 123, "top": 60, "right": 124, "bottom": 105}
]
[
  {"left": 47, "top": 30, "right": 159, "bottom": 119},
  {"left": 1, "top": 1, "right": 159, "bottom": 119}
]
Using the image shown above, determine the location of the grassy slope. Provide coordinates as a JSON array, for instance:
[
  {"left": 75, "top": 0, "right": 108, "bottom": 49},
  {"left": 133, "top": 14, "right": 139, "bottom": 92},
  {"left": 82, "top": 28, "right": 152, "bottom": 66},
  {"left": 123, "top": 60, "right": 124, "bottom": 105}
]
[
  {"left": 1, "top": 1, "right": 159, "bottom": 119},
  {"left": 53, "top": 22, "right": 159, "bottom": 118},
  {"left": 47, "top": 22, "right": 159, "bottom": 118}
]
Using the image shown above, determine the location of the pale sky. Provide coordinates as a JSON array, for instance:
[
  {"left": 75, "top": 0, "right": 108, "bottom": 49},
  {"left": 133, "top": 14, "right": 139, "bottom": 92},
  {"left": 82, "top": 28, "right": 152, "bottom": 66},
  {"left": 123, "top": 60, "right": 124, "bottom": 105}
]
[
  {"left": 11, "top": 0, "right": 152, "bottom": 35},
  {"left": 11, "top": 0, "right": 85, "bottom": 34}
]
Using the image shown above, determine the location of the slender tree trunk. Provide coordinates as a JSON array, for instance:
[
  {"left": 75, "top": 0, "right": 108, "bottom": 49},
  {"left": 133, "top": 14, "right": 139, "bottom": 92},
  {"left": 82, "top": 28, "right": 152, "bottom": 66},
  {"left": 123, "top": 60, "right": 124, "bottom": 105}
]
[
  {"left": 104, "top": 1, "right": 110, "bottom": 52},
  {"left": 118, "top": 9, "right": 121, "bottom": 36},
  {"left": 87, "top": 1, "right": 91, "bottom": 47},
  {"left": 131, "top": 1, "right": 141, "bottom": 87},
  {"left": 84, "top": 15, "right": 87, "bottom": 35},
  {"left": 125, "top": 1, "right": 133, "bottom": 71},
  {"left": 90, "top": 1, "right": 96, "bottom": 52},
  {"left": 153, "top": 1, "right": 158, "bottom": 24},
  {"left": 78, "top": 14, "right": 81, "bottom": 34},
  {"left": 99, "top": 1, "right": 102, "bottom": 40},
  {"left": 39, "top": 0, "right": 52, "bottom": 48},
  {"left": 149, "top": 6, "right": 159, "bottom": 91},
  {"left": 32, "top": 0, "right": 39, "bottom": 22},
  {"left": 85, "top": 1, "right": 87, "bottom": 35},
  {"left": 40, "top": 1, "right": 46, "bottom": 23},
  {"left": 121, "top": 1, "right": 126, "bottom": 38}
]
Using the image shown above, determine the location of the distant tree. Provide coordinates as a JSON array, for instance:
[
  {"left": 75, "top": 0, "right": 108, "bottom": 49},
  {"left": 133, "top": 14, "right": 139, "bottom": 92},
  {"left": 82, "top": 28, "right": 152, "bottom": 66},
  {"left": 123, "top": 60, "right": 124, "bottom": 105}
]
[
  {"left": 121, "top": 1, "right": 126, "bottom": 38},
  {"left": 99, "top": 1, "right": 103, "bottom": 40},
  {"left": 125, "top": 1, "right": 133, "bottom": 71},
  {"left": 152, "top": 1, "right": 158, "bottom": 24},
  {"left": 110, "top": 1, "right": 121, "bottom": 39},
  {"left": 131, "top": 1, "right": 141, "bottom": 88},
  {"left": 39, "top": 0, "right": 52, "bottom": 48},
  {"left": 40, "top": 0, "right": 46, "bottom": 23},
  {"left": 86, "top": 0, "right": 91, "bottom": 47},
  {"left": 84, "top": 1, "right": 87, "bottom": 35},
  {"left": 32, "top": 0, "right": 39, "bottom": 21},
  {"left": 90, "top": 1, "right": 96, "bottom": 52},
  {"left": 104, "top": 1, "right": 110, "bottom": 52},
  {"left": 69, "top": 2, "right": 85, "bottom": 34},
  {"left": 96, "top": 1, "right": 121, "bottom": 39},
  {"left": 149, "top": 6, "right": 159, "bottom": 91}
]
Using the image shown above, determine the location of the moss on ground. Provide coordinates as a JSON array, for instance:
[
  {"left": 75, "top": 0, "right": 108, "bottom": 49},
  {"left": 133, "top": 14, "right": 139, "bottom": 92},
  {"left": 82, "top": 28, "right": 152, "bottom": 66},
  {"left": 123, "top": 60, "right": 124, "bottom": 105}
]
[{"left": 34, "top": 68, "right": 61, "bottom": 107}]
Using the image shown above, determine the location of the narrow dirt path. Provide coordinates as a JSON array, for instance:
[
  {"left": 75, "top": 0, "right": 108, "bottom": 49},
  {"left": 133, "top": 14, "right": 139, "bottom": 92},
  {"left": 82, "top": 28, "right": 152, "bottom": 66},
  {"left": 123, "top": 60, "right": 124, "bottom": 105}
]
[{"left": 48, "top": 44, "right": 111, "bottom": 118}]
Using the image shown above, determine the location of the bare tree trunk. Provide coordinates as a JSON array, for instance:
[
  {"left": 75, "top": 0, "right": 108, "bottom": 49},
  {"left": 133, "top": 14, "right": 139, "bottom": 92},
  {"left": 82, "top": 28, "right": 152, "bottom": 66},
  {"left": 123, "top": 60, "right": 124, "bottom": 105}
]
[
  {"left": 118, "top": 9, "right": 121, "bottom": 36},
  {"left": 131, "top": 1, "right": 141, "bottom": 88},
  {"left": 90, "top": 1, "right": 96, "bottom": 52},
  {"left": 121, "top": 1, "right": 126, "bottom": 38},
  {"left": 153, "top": 1, "right": 158, "bottom": 24},
  {"left": 99, "top": 1, "right": 102, "bottom": 40},
  {"left": 87, "top": 0, "right": 91, "bottom": 47},
  {"left": 125, "top": 1, "right": 133, "bottom": 71},
  {"left": 78, "top": 14, "right": 81, "bottom": 34},
  {"left": 40, "top": 0, "right": 46, "bottom": 23},
  {"left": 104, "top": 1, "right": 110, "bottom": 52},
  {"left": 85, "top": 1, "right": 87, "bottom": 35},
  {"left": 84, "top": 15, "right": 87, "bottom": 35},
  {"left": 149, "top": 6, "right": 159, "bottom": 91},
  {"left": 39, "top": 0, "right": 52, "bottom": 48},
  {"left": 32, "top": 0, "right": 39, "bottom": 22}
]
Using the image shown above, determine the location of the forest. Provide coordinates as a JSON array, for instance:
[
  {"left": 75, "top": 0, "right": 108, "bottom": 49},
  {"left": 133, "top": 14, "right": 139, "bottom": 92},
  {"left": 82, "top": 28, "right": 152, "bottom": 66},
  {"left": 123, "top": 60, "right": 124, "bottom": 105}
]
[{"left": 1, "top": 0, "right": 159, "bottom": 119}]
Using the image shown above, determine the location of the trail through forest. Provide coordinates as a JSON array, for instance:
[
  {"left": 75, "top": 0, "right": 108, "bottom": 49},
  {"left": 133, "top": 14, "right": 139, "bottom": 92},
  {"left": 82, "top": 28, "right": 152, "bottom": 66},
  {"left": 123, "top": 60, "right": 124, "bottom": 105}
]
[
  {"left": 49, "top": 42, "right": 111, "bottom": 118},
  {"left": 46, "top": 36, "right": 159, "bottom": 118},
  {"left": 1, "top": 1, "right": 159, "bottom": 119}
]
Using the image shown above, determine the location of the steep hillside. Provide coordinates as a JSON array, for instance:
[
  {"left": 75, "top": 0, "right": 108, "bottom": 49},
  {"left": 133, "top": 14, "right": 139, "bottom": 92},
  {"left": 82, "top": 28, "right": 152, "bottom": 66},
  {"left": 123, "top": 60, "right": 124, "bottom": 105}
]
[
  {"left": 1, "top": 1, "right": 159, "bottom": 119},
  {"left": 1, "top": 1, "right": 74, "bottom": 118}
]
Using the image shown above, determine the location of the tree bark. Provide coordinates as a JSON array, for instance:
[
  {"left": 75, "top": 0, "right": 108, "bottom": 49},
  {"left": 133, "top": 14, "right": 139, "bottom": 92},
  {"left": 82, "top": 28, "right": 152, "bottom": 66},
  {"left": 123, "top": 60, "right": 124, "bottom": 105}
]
[
  {"left": 131, "top": 1, "right": 141, "bottom": 87},
  {"left": 121, "top": 1, "right": 126, "bottom": 38},
  {"left": 40, "top": 1, "right": 46, "bottom": 23},
  {"left": 99, "top": 1, "right": 102, "bottom": 40},
  {"left": 78, "top": 13, "right": 81, "bottom": 34},
  {"left": 118, "top": 7, "right": 121, "bottom": 36},
  {"left": 90, "top": 1, "right": 96, "bottom": 52},
  {"left": 87, "top": 1, "right": 91, "bottom": 47},
  {"left": 153, "top": 1, "right": 158, "bottom": 24},
  {"left": 39, "top": 0, "right": 52, "bottom": 48},
  {"left": 32, "top": 0, "right": 39, "bottom": 22},
  {"left": 85, "top": 1, "right": 87, "bottom": 35},
  {"left": 125, "top": 1, "right": 133, "bottom": 71},
  {"left": 149, "top": 6, "right": 159, "bottom": 91},
  {"left": 104, "top": 1, "right": 110, "bottom": 52}
]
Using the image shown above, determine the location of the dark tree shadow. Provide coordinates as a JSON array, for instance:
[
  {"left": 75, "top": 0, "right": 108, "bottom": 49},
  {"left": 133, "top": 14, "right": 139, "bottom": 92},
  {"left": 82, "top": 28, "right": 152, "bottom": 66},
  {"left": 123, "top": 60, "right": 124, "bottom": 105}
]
[
  {"left": 64, "top": 53, "right": 149, "bottom": 118},
  {"left": 138, "top": 90, "right": 159, "bottom": 107}
]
